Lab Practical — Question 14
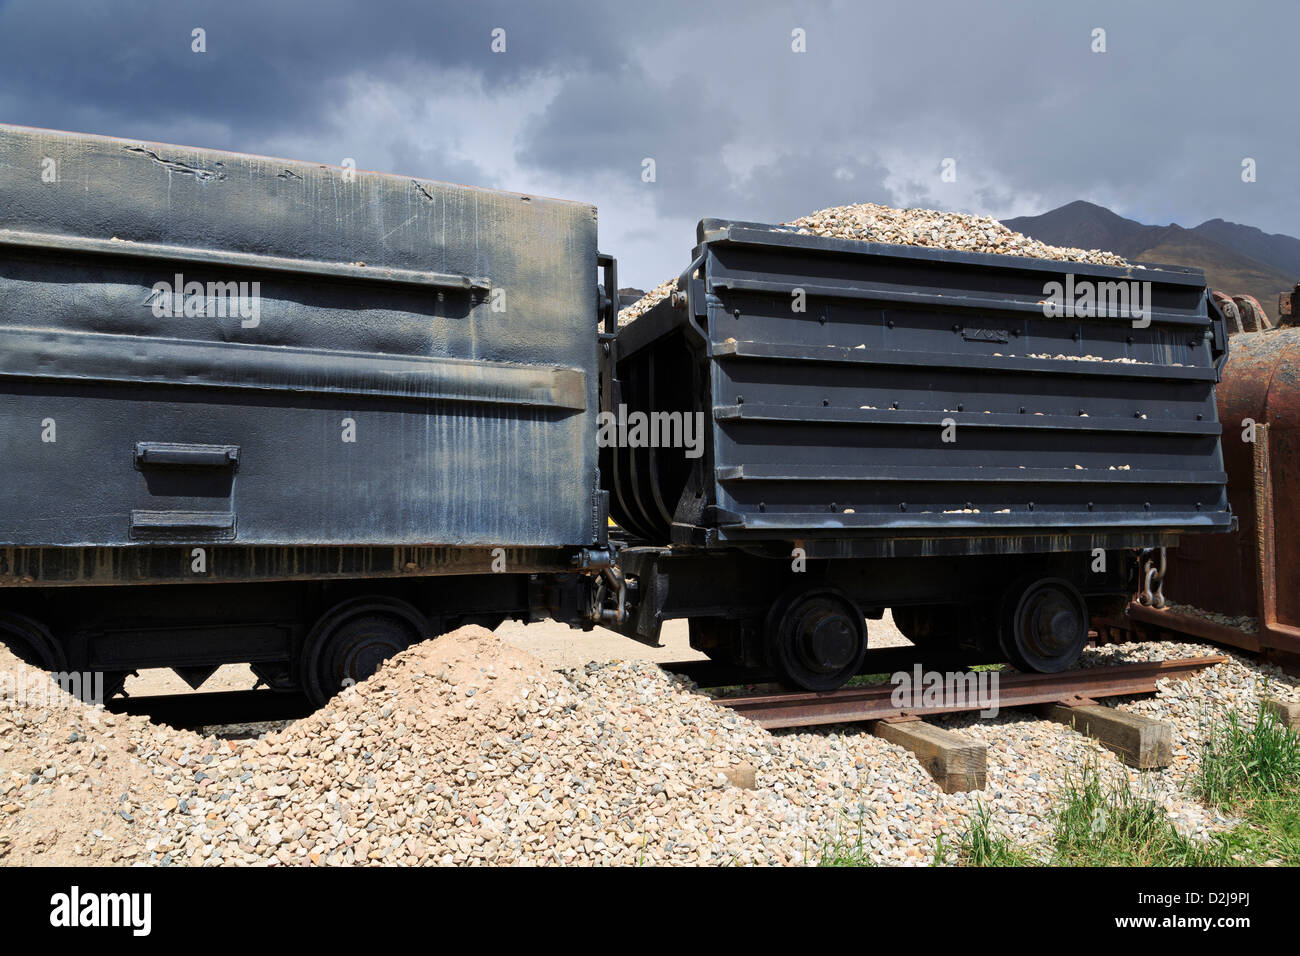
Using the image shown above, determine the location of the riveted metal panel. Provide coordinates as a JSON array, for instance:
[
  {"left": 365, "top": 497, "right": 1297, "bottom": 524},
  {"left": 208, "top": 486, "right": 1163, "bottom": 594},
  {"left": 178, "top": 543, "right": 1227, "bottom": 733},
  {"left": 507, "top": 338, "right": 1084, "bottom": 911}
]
[{"left": 611, "top": 218, "right": 1230, "bottom": 553}]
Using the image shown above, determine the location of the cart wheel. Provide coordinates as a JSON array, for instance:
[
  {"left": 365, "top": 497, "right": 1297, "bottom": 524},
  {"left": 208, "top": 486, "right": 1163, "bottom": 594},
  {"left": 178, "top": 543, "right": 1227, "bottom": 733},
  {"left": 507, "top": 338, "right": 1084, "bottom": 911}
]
[
  {"left": 998, "top": 578, "right": 1088, "bottom": 673},
  {"left": 301, "top": 597, "right": 429, "bottom": 707},
  {"left": 0, "top": 611, "right": 67, "bottom": 673},
  {"left": 766, "top": 586, "right": 867, "bottom": 691}
]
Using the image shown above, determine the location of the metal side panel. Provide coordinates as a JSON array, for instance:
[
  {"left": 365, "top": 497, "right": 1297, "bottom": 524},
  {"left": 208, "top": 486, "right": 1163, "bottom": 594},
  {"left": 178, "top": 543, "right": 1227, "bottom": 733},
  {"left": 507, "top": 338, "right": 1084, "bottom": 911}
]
[
  {"left": 1163, "top": 326, "right": 1300, "bottom": 664},
  {"left": 696, "top": 219, "right": 1231, "bottom": 541},
  {"left": 0, "top": 125, "right": 600, "bottom": 548}
]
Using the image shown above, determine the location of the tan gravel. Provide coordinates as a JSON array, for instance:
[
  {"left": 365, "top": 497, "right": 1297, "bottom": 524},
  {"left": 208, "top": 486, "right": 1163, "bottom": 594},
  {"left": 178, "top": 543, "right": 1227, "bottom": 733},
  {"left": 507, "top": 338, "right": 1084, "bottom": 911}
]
[
  {"left": 618, "top": 201, "right": 1130, "bottom": 325},
  {"left": 617, "top": 277, "right": 680, "bottom": 326},
  {"left": 1, "top": 623, "right": 1292, "bottom": 867}
]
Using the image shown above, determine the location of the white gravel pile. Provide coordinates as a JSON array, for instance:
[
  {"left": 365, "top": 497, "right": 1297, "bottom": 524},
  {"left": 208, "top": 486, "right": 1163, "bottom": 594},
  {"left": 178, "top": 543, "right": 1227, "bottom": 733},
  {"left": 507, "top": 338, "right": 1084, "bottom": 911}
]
[
  {"left": 618, "top": 202, "right": 1130, "bottom": 325},
  {"left": 787, "top": 203, "right": 1129, "bottom": 266},
  {"left": 0, "top": 629, "right": 1294, "bottom": 866}
]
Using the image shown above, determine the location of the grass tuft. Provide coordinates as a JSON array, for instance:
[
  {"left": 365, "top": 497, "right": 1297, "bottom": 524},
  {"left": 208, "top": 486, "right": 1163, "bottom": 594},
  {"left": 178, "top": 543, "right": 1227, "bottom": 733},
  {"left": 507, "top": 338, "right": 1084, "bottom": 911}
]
[
  {"left": 1051, "top": 765, "right": 1231, "bottom": 866},
  {"left": 817, "top": 819, "right": 875, "bottom": 866},
  {"left": 1194, "top": 706, "right": 1300, "bottom": 808},
  {"left": 950, "top": 800, "right": 1033, "bottom": 866}
]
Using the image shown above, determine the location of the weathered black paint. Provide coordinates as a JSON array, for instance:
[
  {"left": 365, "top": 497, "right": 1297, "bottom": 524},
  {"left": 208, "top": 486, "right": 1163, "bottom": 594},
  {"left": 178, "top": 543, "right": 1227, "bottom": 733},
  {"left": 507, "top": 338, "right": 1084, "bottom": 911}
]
[
  {"left": 608, "top": 218, "right": 1231, "bottom": 549},
  {"left": 0, "top": 125, "right": 601, "bottom": 555}
]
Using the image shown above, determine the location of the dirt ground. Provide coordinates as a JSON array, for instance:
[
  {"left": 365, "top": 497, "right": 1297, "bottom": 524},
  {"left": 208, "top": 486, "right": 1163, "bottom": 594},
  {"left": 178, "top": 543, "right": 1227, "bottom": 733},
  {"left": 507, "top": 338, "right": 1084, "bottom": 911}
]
[{"left": 124, "top": 614, "right": 910, "bottom": 696}]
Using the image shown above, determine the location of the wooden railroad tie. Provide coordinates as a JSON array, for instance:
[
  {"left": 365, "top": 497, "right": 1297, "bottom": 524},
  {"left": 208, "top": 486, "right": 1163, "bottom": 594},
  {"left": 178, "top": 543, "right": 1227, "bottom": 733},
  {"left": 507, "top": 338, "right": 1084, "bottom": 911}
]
[
  {"left": 1262, "top": 697, "right": 1300, "bottom": 731},
  {"left": 870, "top": 717, "right": 987, "bottom": 793},
  {"left": 1038, "top": 700, "right": 1173, "bottom": 769}
]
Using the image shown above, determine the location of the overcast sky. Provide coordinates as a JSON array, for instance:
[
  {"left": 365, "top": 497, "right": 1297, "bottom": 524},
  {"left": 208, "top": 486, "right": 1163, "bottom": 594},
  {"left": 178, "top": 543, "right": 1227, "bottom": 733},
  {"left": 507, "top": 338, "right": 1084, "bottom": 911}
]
[{"left": 1, "top": 0, "right": 1295, "bottom": 288}]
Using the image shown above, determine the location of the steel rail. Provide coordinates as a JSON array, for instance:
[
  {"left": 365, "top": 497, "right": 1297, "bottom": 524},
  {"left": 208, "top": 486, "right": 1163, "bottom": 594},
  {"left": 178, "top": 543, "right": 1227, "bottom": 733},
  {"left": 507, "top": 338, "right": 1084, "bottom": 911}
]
[
  {"left": 111, "top": 655, "right": 1227, "bottom": 733},
  {"left": 714, "top": 656, "right": 1227, "bottom": 729}
]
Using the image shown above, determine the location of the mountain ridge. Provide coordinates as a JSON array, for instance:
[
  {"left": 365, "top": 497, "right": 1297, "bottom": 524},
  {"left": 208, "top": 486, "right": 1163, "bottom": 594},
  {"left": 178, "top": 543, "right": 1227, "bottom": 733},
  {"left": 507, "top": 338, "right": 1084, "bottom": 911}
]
[{"left": 1004, "top": 201, "right": 1297, "bottom": 315}]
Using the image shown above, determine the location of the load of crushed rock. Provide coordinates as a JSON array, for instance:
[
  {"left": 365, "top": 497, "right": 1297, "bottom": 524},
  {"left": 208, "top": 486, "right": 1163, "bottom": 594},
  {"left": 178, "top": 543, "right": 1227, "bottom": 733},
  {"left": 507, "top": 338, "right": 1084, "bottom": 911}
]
[
  {"left": 4, "top": 625, "right": 1294, "bottom": 867},
  {"left": 1164, "top": 601, "right": 1260, "bottom": 634},
  {"left": 618, "top": 201, "right": 1130, "bottom": 325}
]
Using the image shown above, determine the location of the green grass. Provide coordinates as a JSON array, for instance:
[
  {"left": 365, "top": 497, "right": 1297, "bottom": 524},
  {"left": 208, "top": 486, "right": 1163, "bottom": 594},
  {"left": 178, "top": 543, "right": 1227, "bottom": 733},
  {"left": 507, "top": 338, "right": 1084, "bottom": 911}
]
[
  {"left": 937, "top": 800, "right": 1034, "bottom": 866},
  {"left": 817, "top": 821, "right": 875, "bottom": 866},
  {"left": 1050, "top": 766, "right": 1233, "bottom": 866},
  {"left": 843, "top": 673, "right": 891, "bottom": 688},
  {"left": 1194, "top": 706, "right": 1300, "bottom": 808},
  {"left": 1188, "top": 705, "right": 1300, "bottom": 866},
  {"left": 1205, "top": 791, "right": 1300, "bottom": 866},
  {"left": 933, "top": 770, "right": 1232, "bottom": 867},
  {"left": 820, "top": 707, "right": 1300, "bottom": 867}
]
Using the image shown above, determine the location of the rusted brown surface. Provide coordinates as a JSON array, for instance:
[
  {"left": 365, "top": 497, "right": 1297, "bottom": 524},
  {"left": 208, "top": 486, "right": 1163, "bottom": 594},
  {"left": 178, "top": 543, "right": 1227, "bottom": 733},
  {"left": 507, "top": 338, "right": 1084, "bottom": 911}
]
[
  {"left": 1163, "top": 326, "right": 1300, "bottom": 662},
  {"left": 1232, "top": 294, "right": 1272, "bottom": 331},
  {"left": 1123, "top": 603, "right": 1260, "bottom": 651},
  {"left": 1278, "top": 283, "right": 1298, "bottom": 323},
  {"left": 717, "top": 656, "right": 1226, "bottom": 729},
  {"left": 1104, "top": 602, "right": 1300, "bottom": 675},
  {"left": 1213, "top": 290, "right": 1245, "bottom": 334}
]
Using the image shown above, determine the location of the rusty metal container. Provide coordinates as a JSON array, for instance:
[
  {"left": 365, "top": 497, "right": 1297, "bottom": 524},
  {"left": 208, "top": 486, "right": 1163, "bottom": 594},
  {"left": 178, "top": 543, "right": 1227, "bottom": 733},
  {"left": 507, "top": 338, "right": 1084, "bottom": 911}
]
[{"left": 1162, "top": 325, "right": 1300, "bottom": 667}]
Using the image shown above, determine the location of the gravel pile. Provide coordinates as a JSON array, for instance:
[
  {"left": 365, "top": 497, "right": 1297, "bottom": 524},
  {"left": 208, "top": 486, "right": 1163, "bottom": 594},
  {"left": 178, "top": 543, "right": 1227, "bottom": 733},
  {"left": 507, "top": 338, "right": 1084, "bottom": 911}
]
[
  {"left": 617, "top": 277, "right": 679, "bottom": 325},
  {"left": 618, "top": 202, "right": 1130, "bottom": 325},
  {"left": 1165, "top": 601, "right": 1260, "bottom": 634},
  {"left": 787, "top": 203, "right": 1130, "bottom": 266},
  {"left": 0, "top": 665, "right": 196, "bottom": 864},
  {"left": 0, "top": 628, "right": 1294, "bottom": 866}
]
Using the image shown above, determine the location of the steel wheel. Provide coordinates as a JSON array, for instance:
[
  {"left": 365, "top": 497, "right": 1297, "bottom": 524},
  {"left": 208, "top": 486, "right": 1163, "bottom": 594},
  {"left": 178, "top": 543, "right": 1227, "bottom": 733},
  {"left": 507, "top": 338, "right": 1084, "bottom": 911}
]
[
  {"left": 0, "top": 611, "right": 67, "bottom": 673},
  {"left": 766, "top": 587, "right": 867, "bottom": 691},
  {"left": 301, "top": 597, "right": 429, "bottom": 707},
  {"left": 999, "top": 578, "right": 1088, "bottom": 673}
]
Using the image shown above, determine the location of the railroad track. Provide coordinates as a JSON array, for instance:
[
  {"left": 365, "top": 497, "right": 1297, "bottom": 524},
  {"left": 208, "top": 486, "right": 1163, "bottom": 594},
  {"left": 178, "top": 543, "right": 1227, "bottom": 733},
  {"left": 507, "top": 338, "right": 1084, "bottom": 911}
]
[
  {"left": 113, "top": 652, "right": 1228, "bottom": 734},
  {"left": 705, "top": 655, "right": 1227, "bottom": 730}
]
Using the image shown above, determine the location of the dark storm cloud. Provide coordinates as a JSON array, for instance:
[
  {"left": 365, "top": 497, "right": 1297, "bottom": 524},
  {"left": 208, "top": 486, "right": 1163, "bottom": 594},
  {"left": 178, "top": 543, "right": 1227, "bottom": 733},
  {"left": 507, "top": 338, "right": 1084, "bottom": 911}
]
[
  {"left": 511, "top": 0, "right": 1299, "bottom": 238},
  {"left": 518, "top": 65, "right": 724, "bottom": 178},
  {"left": 0, "top": 0, "right": 627, "bottom": 143},
  {"left": 0, "top": 0, "right": 1296, "bottom": 284}
]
